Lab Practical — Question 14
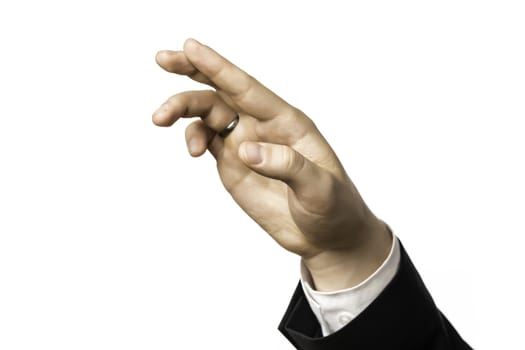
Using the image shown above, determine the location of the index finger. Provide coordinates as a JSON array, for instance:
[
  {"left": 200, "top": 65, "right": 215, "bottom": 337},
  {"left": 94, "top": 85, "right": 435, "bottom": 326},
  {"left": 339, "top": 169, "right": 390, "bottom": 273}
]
[{"left": 182, "top": 38, "right": 292, "bottom": 120}]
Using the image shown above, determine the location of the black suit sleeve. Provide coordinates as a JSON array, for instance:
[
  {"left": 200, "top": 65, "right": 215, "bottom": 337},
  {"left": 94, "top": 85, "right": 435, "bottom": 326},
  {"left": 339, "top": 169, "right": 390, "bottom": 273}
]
[{"left": 278, "top": 241, "right": 472, "bottom": 350}]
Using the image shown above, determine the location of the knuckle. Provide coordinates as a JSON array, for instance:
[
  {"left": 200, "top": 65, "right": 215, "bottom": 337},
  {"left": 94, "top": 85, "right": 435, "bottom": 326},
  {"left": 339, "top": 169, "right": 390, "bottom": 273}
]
[
  {"left": 281, "top": 106, "right": 303, "bottom": 123},
  {"left": 282, "top": 148, "right": 295, "bottom": 173},
  {"left": 293, "top": 108, "right": 316, "bottom": 129},
  {"left": 280, "top": 107, "right": 317, "bottom": 139},
  {"left": 282, "top": 147, "right": 305, "bottom": 176},
  {"left": 233, "top": 76, "right": 255, "bottom": 102}
]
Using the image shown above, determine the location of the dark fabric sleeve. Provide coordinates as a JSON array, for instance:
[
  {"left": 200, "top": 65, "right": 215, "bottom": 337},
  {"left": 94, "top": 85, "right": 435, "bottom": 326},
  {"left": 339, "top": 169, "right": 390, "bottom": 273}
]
[{"left": 278, "top": 241, "right": 472, "bottom": 350}]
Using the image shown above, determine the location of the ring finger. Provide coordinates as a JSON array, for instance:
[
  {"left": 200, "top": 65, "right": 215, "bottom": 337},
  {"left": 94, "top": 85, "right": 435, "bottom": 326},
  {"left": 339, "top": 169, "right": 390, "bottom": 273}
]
[{"left": 152, "top": 90, "right": 238, "bottom": 133}]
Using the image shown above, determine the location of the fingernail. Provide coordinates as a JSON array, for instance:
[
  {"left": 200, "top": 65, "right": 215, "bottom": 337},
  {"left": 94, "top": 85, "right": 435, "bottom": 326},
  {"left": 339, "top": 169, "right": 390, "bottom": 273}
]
[
  {"left": 156, "top": 50, "right": 170, "bottom": 61},
  {"left": 188, "top": 138, "right": 200, "bottom": 155},
  {"left": 242, "top": 142, "right": 263, "bottom": 164},
  {"left": 154, "top": 103, "right": 168, "bottom": 116},
  {"left": 184, "top": 38, "right": 200, "bottom": 49}
]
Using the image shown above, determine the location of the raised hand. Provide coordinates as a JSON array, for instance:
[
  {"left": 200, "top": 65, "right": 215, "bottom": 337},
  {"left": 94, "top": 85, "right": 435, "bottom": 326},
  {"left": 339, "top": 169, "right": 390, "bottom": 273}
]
[{"left": 153, "top": 39, "right": 391, "bottom": 291}]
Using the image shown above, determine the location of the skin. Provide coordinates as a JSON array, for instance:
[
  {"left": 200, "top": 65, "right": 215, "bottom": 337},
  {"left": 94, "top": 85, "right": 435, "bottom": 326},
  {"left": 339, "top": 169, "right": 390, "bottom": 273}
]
[{"left": 153, "top": 38, "right": 392, "bottom": 291}]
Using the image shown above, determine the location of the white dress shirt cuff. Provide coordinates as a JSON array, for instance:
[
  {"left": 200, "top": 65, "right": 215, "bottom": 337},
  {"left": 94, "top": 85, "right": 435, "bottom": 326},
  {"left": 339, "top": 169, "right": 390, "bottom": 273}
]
[{"left": 300, "top": 235, "right": 401, "bottom": 336}]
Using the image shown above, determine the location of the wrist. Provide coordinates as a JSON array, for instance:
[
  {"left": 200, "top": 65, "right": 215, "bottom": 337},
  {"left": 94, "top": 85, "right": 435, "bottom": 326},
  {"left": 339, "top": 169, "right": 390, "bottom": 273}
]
[{"left": 302, "top": 219, "right": 392, "bottom": 291}]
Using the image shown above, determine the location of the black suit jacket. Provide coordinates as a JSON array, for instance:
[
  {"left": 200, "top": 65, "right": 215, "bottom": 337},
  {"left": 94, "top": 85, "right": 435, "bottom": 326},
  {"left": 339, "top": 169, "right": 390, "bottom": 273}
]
[{"left": 279, "top": 241, "right": 472, "bottom": 349}]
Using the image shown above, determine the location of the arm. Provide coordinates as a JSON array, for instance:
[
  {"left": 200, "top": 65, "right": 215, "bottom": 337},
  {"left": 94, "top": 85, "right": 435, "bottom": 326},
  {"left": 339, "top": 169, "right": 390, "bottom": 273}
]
[
  {"left": 152, "top": 39, "right": 470, "bottom": 349},
  {"left": 153, "top": 38, "right": 391, "bottom": 293},
  {"left": 281, "top": 238, "right": 472, "bottom": 349}
]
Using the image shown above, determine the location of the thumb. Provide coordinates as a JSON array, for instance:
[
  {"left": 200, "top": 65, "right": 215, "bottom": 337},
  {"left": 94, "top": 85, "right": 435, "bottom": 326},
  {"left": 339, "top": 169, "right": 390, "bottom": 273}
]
[{"left": 238, "top": 141, "right": 327, "bottom": 197}]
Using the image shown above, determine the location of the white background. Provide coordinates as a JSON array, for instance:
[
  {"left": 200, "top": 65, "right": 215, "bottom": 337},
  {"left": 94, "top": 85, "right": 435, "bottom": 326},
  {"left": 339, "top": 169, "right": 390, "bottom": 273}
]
[{"left": 0, "top": 1, "right": 524, "bottom": 349}]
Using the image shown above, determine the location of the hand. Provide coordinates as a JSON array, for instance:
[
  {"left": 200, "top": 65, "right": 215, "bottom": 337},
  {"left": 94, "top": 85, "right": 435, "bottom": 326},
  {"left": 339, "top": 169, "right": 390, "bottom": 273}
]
[{"left": 153, "top": 39, "right": 392, "bottom": 291}]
